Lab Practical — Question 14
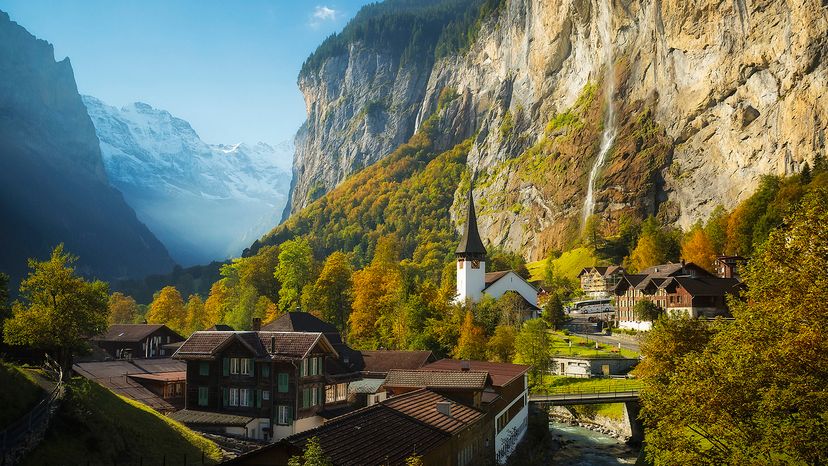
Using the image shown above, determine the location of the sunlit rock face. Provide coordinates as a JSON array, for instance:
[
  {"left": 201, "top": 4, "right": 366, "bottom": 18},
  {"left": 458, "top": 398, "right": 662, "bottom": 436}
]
[
  {"left": 289, "top": 0, "right": 828, "bottom": 260},
  {"left": 84, "top": 96, "right": 292, "bottom": 265},
  {"left": 0, "top": 11, "right": 175, "bottom": 285}
]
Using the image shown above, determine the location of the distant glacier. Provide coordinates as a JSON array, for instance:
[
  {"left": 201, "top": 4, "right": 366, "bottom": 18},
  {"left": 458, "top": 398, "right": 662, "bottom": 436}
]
[{"left": 83, "top": 95, "right": 292, "bottom": 266}]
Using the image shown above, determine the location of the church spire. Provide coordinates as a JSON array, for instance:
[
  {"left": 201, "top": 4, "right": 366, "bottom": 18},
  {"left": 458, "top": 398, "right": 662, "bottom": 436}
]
[{"left": 456, "top": 176, "right": 487, "bottom": 259}]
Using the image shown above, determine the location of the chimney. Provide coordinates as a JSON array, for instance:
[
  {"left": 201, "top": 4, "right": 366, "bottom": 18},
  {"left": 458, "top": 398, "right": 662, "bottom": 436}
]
[
  {"left": 252, "top": 317, "right": 262, "bottom": 331},
  {"left": 270, "top": 335, "right": 276, "bottom": 354},
  {"left": 461, "top": 360, "right": 470, "bottom": 371},
  {"left": 436, "top": 401, "right": 452, "bottom": 417}
]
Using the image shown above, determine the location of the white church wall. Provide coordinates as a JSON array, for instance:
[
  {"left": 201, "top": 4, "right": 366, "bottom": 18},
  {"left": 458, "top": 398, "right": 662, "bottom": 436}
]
[
  {"left": 455, "top": 259, "right": 486, "bottom": 304},
  {"left": 484, "top": 272, "right": 538, "bottom": 306}
]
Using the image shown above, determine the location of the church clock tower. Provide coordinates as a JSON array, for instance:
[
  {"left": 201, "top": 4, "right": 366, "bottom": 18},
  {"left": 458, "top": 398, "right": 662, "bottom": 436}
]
[{"left": 455, "top": 183, "right": 487, "bottom": 304}]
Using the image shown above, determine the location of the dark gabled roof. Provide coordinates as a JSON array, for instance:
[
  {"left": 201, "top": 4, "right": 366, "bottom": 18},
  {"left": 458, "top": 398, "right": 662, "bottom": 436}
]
[
  {"left": 423, "top": 359, "right": 530, "bottom": 387},
  {"left": 383, "top": 389, "right": 484, "bottom": 434},
  {"left": 635, "top": 276, "right": 668, "bottom": 291},
  {"left": 456, "top": 185, "right": 487, "bottom": 257},
  {"left": 384, "top": 369, "right": 490, "bottom": 390},
  {"left": 484, "top": 270, "right": 510, "bottom": 286},
  {"left": 93, "top": 324, "right": 180, "bottom": 343},
  {"left": 169, "top": 410, "right": 254, "bottom": 427},
  {"left": 360, "top": 350, "right": 435, "bottom": 374},
  {"left": 613, "top": 274, "right": 648, "bottom": 294},
  {"left": 639, "top": 262, "right": 714, "bottom": 278},
  {"left": 172, "top": 331, "right": 336, "bottom": 361},
  {"left": 661, "top": 276, "right": 744, "bottom": 297},
  {"left": 262, "top": 311, "right": 339, "bottom": 336}
]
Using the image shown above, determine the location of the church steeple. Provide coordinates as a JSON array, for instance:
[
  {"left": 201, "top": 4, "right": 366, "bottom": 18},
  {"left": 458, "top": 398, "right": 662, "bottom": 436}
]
[{"left": 456, "top": 180, "right": 487, "bottom": 260}]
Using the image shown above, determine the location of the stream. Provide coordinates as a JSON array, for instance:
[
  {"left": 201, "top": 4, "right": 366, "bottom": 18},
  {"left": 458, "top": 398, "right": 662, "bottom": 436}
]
[{"left": 549, "top": 421, "right": 640, "bottom": 465}]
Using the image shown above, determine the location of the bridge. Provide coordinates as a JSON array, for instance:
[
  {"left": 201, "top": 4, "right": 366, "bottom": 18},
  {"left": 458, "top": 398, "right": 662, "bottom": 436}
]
[{"left": 528, "top": 382, "right": 644, "bottom": 444}]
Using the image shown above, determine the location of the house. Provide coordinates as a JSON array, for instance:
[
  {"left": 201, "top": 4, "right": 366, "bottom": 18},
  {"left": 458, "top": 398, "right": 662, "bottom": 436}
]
[
  {"left": 454, "top": 185, "right": 539, "bottom": 317},
  {"left": 383, "top": 369, "right": 492, "bottom": 409},
  {"left": 171, "top": 330, "right": 339, "bottom": 441},
  {"left": 360, "top": 350, "right": 435, "bottom": 376},
  {"left": 614, "top": 262, "right": 743, "bottom": 330},
  {"left": 92, "top": 324, "right": 184, "bottom": 360},
  {"left": 221, "top": 388, "right": 491, "bottom": 466},
  {"left": 578, "top": 266, "right": 625, "bottom": 298},
  {"left": 73, "top": 358, "right": 186, "bottom": 412},
  {"left": 714, "top": 255, "right": 747, "bottom": 279},
  {"left": 422, "top": 359, "right": 530, "bottom": 464}
]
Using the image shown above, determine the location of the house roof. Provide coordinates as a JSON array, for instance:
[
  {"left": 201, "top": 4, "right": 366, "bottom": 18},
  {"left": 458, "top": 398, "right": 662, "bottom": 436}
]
[
  {"left": 127, "top": 371, "right": 186, "bottom": 382},
  {"left": 484, "top": 270, "right": 510, "bottom": 286},
  {"left": 205, "top": 324, "right": 235, "bottom": 331},
  {"left": 93, "top": 324, "right": 180, "bottom": 343},
  {"left": 383, "top": 389, "right": 484, "bottom": 434},
  {"left": 172, "top": 331, "right": 336, "bottom": 361},
  {"left": 384, "top": 369, "right": 490, "bottom": 390},
  {"left": 360, "top": 350, "right": 435, "bottom": 374},
  {"left": 169, "top": 410, "right": 254, "bottom": 427},
  {"left": 456, "top": 185, "right": 487, "bottom": 257},
  {"left": 72, "top": 358, "right": 185, "bottom": 413},
  {"left": 422, "top": 359, "right": 530, "bottom": 387},
  {"left": 348, "top": 377, "right": 386, "bottom": 394},
  {"left": 661, "top": 276, "right": 743, "bottom": 297}
]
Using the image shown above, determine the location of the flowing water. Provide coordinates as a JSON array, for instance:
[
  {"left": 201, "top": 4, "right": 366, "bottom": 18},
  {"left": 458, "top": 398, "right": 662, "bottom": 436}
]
[
  {"left": 582, "top": 0, "right": 617, "bottom": 226},
  {"left": 549, "top": 421, "right": 640, "bottom": 465}
]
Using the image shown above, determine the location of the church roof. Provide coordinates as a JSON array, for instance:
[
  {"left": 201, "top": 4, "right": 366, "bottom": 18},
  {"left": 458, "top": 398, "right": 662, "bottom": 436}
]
[{"left": 456, "top": 184, "right": 487, "bottom": 257}]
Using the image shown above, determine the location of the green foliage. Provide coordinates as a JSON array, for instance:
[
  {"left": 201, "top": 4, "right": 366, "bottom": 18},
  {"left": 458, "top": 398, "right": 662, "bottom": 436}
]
[
  {"left": 703, "top": 205, "right": 728, "bottom": 255},
  {"left": 515, "top": 319, "right": 550, "bottom": 384},
  {"left": 307, "top": 251, "right": 353, "bottom": 335},
  {"left": 626, "top": 216, "right": 680, "bottom": 272},
  {"left": 541, "top": 294, "right": 566, "bottom": 330},
  {"left": 633, "top": 299, "right": 664, "bottom": 322},
  {"left": 487, "top": 324, "right": 517, "bottom": 363},
  {"left": 3, "top": 245, "right": 109, "bottom": 373},
  {"left": 638, "top": 188, "right": 828, "bottom": 465},
  {"left": 289, "top": 437, "right": 333, "bottom": 466},
  {"left": 0, "top": 361, "right": 43, "bottom": 429},
  {"left": 405, "top": 454, "right": 425, "bottom": 466},
  {"left": 276, "top": 238, "right": 315, "bottom": 312},
  {"left": 488, "top": 247, "right": 530, "bottom": 278},
  {"left": 23, "top": 379, "right": 221, "bottom": 465},
  {"left": 499, "top": 110, "right": 514, "bottom": 141},
  {"left": 0, "top": 272, "right": 9, "bottom": 330},
  {"left": 528, "top": 247, "right": 599, "bottom": 282}
]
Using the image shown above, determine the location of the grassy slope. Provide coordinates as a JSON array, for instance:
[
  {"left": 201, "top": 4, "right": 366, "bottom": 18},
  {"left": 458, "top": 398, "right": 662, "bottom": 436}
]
[
  {"left": 549, "top": 331, "right": 639, "bottom": 359},
  {"left": 0, "top": 361, "right": 45, "bottom": 429},
  {"left": 527, "top": 247, "right": 599, "bottom": 282},
  {"left": 23, "top": 380, "right": 221, "bottom": 466}
]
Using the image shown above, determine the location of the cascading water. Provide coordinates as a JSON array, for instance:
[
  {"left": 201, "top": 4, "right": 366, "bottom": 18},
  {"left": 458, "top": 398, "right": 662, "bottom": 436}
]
[{"left": 582, "top": 0, "right": 616, "bottom": 226}]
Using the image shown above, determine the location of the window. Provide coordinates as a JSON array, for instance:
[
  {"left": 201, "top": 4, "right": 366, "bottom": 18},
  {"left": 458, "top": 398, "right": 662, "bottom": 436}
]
[
  {"left": 223, "top": 358, "right": 230, "bottom": 376},
  {"left": 198, "top": 387, "right": 208, "bottom": 406},
  {"left": 262, "top": 390, "right": 270, "bottom": 401},
  {"left": 261, "top": 364, "right": 270, "bottom": 378},
  {"left": 336, "top": 383, "right": 347, "bottom": 401},
  {"left": 312, "top": 386, "right": 319, "bottom": 406},
  {"left": 241, "top": 358, "right": 252, "bottom": 376},
  {"left": 230, "top": 358, "right": 239, "bottom": 375},
  {"left": 240, "top": 389, "right": 251, "bottom": 407},
  {"left": 326, "top": 385, "right": 336, "bottom": 403},
  {"left": 310, "top": 357, "right": 317, "bottom": 376},
  {"left": 229, "top": 388, "right": 239, "bottom": 407},
  {"left": 277, "top": 373, "right": 289, "bottom": 393},
  {"left": 199, "top": 362, "right": 209, "bottom": 376},
  {"left": 276, "top": 405, "right": 291, "bottom": 425},
  {"left": 301, "top": 358, "right": 309, "bottom": 377}
]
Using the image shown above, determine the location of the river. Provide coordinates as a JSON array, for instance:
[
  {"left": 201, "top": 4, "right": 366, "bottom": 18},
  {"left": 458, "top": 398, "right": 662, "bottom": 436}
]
[{"left": 549, "top": 421, "right": 640, "bottom": 465}]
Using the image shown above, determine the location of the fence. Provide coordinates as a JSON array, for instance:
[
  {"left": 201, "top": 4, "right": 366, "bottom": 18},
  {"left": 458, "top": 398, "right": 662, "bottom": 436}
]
[{"left": 0, "top": 356, "right": 64, "bottom": 465}]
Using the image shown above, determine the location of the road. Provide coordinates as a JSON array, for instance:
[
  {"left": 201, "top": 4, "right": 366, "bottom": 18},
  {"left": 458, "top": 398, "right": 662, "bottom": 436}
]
[{"left": 571, "top": 331, "right": 641, "bottom": 353}]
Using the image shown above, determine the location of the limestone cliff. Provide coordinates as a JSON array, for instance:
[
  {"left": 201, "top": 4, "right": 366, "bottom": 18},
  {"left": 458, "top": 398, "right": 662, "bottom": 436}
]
[{"left": 288, "top": 0, "right": 828, "bottom": 260}]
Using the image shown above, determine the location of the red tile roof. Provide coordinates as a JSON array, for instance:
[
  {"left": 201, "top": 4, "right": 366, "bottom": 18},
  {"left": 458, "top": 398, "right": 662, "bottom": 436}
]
[
  {"left": 423, "top": 359, "right": 530, "bottom": 387},
  {"left": 384, "top": 389, "right": 484, "bottom": 434},
  {"left": 384, "top": 369, "right": 490, "bottom": 390},
  {"left": 173, "top": 331, "right": 335, "bottom": 361},
  {"left": 360, "top": 350, "right": 434, "bottom": 374}
]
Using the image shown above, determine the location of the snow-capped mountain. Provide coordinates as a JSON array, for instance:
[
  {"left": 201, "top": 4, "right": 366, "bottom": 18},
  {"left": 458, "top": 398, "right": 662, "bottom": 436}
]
[{"left": 83, "top": 95, "right": 292, "bottom": 266}]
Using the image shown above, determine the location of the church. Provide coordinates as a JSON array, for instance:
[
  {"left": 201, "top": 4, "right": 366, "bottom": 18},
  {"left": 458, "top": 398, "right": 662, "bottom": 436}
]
[{"left": 454, "top": 185, "right": 541, "bottom": 320}]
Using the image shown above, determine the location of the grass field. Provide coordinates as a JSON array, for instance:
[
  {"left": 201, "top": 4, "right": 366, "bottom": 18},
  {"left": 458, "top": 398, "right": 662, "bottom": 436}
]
[
  {"left": 0, "top": 361, "right": 45, "bottom": 429},
  {"left": 22, "top": 379, "right": 222, "bottom": 466},
  {"left": 527, "top": 247, "right": 600, "bottom": 282},
  {"left": 533, "top": 375, "right": 642, "bottom": 395},
  {"left": 549, "top": 331, "right": 639, "bottom": 359}
]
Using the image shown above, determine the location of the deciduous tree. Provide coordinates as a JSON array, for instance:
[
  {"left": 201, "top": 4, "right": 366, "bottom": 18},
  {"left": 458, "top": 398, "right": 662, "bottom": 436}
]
[
  {"left": 108, "top": 292, "right": 139, "bottom": 325},
  {"left": 309, "top": 252, "right": 353, "bottom": 335},
  {"left": 681, "top": 224, "right": 717, "bottom": 272},
  {"left": 184, "top": 294, "right": 206, "bottom": 335},
  {"left": 3, "top": 245, "right": 109, "bottom": 374},
  {"left": 147, "top": 286, "right": 186, "bottom": 333},
  {"left": 454, "top": 310, "right": 486, "bottom": 360},
  {"left": 275, "top": 238, "right": 315, "bottom": 312},
  {"left": 487, "top": 325, "right": 516, "bottom": 363},
  {"left": 514, "top": 319, "right": 550, "bottom": 384},
  {"left": 349, "top": 236, "right": 403, "bottom": 348},
  {"left": 633, "top": 299, "right": 663, "bottom": 322}
]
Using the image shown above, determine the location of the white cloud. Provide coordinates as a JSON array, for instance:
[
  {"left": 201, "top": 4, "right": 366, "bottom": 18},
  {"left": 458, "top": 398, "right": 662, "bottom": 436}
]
[{"left": 309, "top": 5, "right": 339, "bottom": 28}]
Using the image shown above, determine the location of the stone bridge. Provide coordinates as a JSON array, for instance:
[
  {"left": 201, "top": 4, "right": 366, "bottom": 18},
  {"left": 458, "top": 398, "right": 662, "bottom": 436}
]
[{"left": 529, "top": 384, "right": 643, "bottom": 444}]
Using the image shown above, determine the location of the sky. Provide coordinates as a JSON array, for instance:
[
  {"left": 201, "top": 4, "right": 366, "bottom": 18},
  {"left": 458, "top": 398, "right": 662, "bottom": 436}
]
[{"left": 0, "top": 0, "right": 372, "bottom": 147}]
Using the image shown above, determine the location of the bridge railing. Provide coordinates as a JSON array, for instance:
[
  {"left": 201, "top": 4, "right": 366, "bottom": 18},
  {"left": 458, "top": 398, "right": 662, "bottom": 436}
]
[{"left": 529, "top": 380, "right": 643, "bottom": 401}]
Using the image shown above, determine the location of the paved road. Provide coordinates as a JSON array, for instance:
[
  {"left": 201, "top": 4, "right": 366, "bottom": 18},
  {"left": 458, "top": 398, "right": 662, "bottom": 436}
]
[{"left": 571, "top": 331, "right": 641, "bottom": 353}]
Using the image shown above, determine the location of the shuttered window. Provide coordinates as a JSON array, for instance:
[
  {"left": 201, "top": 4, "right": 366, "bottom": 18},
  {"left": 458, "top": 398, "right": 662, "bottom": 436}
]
[
  {"left": 223, "top": 358, "right": 230, "bottom": 376},
  {"left": 261, "top": 364, "right": 270, "bottom": 378},
  {"left": 277, "top": 373, "right": 289, "bottom": 393},
  {"left": 199, "top": 362, "right": 209, "bottom": 376},
  {"left": 197, "top": 387, "right": 208, "bottom": 406}
]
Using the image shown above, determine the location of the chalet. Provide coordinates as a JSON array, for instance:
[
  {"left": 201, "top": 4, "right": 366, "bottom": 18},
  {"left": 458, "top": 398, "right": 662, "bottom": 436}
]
[
  {"left": 171, "top": 330, "right": 339, "bottom": 441},
  {"left": 714, "top": 255, "right": 748, "bottom": 279},
  {"left": 578, "top": 266, "right": 625, "bottom": 298},
  {"left": 221, "top": 388, "right": 490, "bottom": 466},
  {"left": 422, "top": 359, "right": 530, "bottom": 464},
  {"left": 73, "top": 358, "right": 186, "bottom": 412},
  {"left": 92, "top": 324, "right": 184, "bottom": 360},
  {"left": 454, "top": 185, "right": 539, "bottom": 318},
  {"left": 614, "top": 262, "right": 743, "bottom": 330}
]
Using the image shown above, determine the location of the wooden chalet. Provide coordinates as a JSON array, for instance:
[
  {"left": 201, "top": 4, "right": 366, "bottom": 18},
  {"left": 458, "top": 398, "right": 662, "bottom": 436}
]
[{"left": 92, "top": 324, "right": 184, "bottom": 360}]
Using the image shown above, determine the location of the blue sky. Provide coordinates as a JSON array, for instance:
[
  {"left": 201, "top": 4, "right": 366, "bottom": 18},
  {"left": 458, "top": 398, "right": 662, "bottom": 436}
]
[{"left": 0, "top": 0, "right": 372, "bottom": 146}]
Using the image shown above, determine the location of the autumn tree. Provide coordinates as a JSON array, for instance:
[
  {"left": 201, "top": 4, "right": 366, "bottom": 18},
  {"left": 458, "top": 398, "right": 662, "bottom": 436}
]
[
  {"left": 454, "top": 310, "right": 486, "bottom": 360},
  {"left": 235, "top": 244, "right": 281, "bottom": 302},
  {"left": 275, "top": 238, "right": 315, "bottom": 312},
  {"left": 108, "top": 292, "right": 139, "bottom": 324},
  {"left": 203, "top": 279, "right": 233, "bottom": 327},
  {"left": 627, "top": 217, "right": 679, "bottom": 272},
  {"left": 308, "top": 252, "right": 353, "bottom": 335},
  {"left": 639, "top": 188, "right": 828, "bottom": 465},
  {"left": 514, "top": 318, "right": 550, "bottom": 384},
  {"left": 487, "top": 324, "right": 517, "bottom": 362},
  {"left": 288, "top": 437, "right": 332, "bottom": 466},
  {"left": 3, "top": 245, "right": 109, "bottom": 374},
  {"left": 147, "top": 286, "right": 186, "bottom": 334},
  {"left": 703, "top": 205, "right": 728, "bottom": 255},
  {"left": 349, "top": 236, "right": 404, "bottom": 348},
  {"left": 184, "top": 294, "right": 206, "bottom": 335},
  {"left": 681, "top": 224, "right": 717, "bottom": 272},
  {"left": 497, "top": 292, "right": 528, "bottom": 327}
]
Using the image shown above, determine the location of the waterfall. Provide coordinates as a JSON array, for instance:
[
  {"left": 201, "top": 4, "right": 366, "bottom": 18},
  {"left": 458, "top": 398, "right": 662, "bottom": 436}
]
[{"left": 582, "top": 0, "right": 616, "bottom": 226}]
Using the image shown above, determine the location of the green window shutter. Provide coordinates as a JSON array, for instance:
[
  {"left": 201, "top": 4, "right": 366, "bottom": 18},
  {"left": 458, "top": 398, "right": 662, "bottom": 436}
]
[
  {"left": 256, "top": 390, "right": 262, "bottom": 408},
  {"left": 199, "top": 362, "right": 209, "bottom": 376},
  {"left": 262, "top": 364, "right": 270, "bottom": 378},
  {"left": 302, "top": 388, "right": 309, "bottom": 408},
  {"left": 198, "top": 387, "right": 208, "bottom": 406},
  {"left": 222, "top": 387, "right": 228, "bottom": 407},
  {"left": 287, "top": 406, "right": 293, "bottom": 424},
  {"left": 223, "top": 358, "right": 230, "bottom": 376},
  {"left": 248, "top": 388, "right": 254, "bottom": 407},
  {"left": 299, "top": 359, "right": 304, "bottom": 377},
  {"left": 278, "top": 373, "right": 289, "bottom": 393}
]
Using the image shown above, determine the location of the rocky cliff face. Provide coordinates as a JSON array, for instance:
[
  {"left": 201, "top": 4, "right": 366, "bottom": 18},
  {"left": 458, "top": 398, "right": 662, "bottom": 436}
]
[
  {"left": 83, "top": 96, "right": 292, "bottom": 265},
  {"left": 0, "top": 11, "right": 175, "bottom": 285},
  {"left": 289, "top": 0, "right": 828, "bottom": 260}
]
